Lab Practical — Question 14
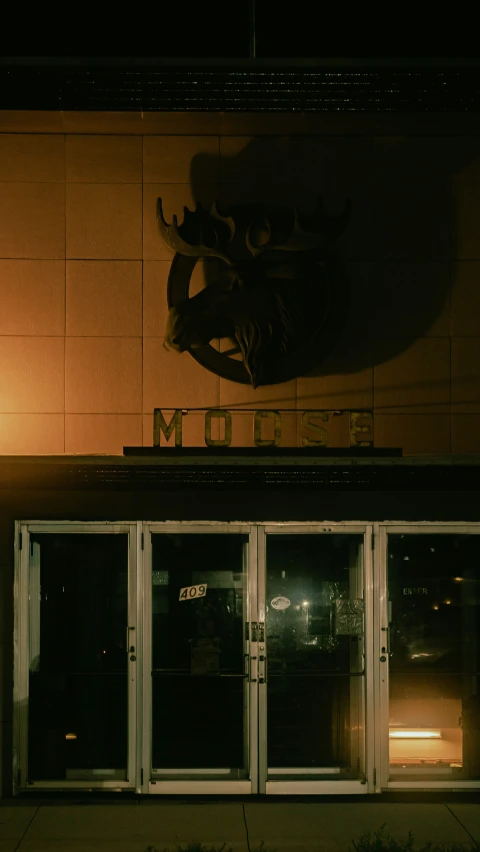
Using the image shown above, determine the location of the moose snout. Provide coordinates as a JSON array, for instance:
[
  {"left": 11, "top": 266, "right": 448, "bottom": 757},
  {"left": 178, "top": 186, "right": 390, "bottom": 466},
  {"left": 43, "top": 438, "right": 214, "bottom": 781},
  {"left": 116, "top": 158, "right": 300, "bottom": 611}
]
[
  {"left": 164, "top": 307, "right": 188, "bottom": 352},
  {"left": 164, "top": 335, "right": 186, "bottom": 353},
  {"left": 164, "top": 302, "right": 220, "bottom": 351}
]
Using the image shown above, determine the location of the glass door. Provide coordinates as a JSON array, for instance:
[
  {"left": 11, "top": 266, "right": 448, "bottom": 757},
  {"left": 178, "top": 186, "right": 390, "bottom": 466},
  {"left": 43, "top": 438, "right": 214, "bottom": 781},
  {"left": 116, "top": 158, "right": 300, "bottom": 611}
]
[
  {"left": 15, "top": 520, "right": 380, "bottom": 796},
  {"left": 259, "top": 525, "right": 374, "bottom": 794},
  {"left": 144, "top": 525, "right": 257, "bottom": 793},
  {"left": 14, "top": 524, "right": 138, "bottom": 791},
  {"left": 379, "top": 525, "right": 480, "bottom": 789}
]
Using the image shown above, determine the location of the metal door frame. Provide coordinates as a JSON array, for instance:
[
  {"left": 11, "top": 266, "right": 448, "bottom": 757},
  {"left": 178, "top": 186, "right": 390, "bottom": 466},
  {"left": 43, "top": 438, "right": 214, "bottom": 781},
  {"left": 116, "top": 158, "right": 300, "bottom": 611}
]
[
  {"left": 13, "top": 520, "right": 140, "bottom": 794},
  {"left": 376, "top": 522, "right": 480, "bottom": 791},
  {"left": 143, "top": 521, "right": 258, "bottom": 795},
  {"left": 258, "top": 522, "right": 375, "bottom": 795},
  {"left": 23, "top": 518, "right": 480, "bottom": 796}
]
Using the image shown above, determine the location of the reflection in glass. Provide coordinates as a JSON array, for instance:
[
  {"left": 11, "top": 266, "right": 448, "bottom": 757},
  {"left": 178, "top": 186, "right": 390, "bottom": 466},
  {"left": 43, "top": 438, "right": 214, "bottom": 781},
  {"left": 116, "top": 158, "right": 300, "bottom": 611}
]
[
  {"left": 388, "top": 534, "right": 480, "bottom": 779},
  {"left": 151, "top": 534, "right": 247, "bottom": 774},
  {"left": 266, "top": 534, "right": 365, "bottom": 779},
  {"left": 28, "top": 534, "right": 129, "bottom": 781}
]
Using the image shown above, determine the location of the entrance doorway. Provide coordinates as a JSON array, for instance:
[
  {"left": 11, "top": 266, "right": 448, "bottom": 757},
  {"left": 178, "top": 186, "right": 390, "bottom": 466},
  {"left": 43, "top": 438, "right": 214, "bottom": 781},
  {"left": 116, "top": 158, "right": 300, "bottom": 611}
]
[
  {"left": 14, "top": 520, "right": 480, "bottom": 794},
  {"left": 145, "top": 528, "right": 252, "bottom": 793},
  {"left": 261, "top": 526, "right": 373, "bottom": 794},
  {"left": 142, "top": 523, "right": 373, "bottom": 794},
  {"left": 377, "top": 525, "right": 480, "bottom": 790},
  {"left": 14, "top": 524, "right": 138, "bottom": 792}
]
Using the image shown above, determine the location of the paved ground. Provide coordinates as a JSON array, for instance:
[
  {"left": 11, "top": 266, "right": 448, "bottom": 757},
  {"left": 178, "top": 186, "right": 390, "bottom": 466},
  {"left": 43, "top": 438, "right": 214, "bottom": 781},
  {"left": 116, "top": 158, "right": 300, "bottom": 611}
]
[{"left": 0, "top": 800, "right": 479, "bottom": 852}]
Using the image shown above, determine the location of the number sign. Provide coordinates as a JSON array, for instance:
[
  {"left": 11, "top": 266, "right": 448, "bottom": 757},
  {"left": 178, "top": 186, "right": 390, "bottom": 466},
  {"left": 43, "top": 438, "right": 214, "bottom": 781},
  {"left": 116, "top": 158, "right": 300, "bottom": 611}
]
[{"left": 179, "top": 583, "right": 207, "bottom": 601}]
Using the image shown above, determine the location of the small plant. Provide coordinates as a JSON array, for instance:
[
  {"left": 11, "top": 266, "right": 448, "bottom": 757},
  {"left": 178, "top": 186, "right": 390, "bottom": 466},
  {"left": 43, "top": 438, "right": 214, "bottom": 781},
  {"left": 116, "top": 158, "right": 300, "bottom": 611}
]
[
  {"left": 349, "top": 824, "right": 477, "bottom": 852},
  {"left": 351, "top": 824, "right": 415, "bottom": 852}
]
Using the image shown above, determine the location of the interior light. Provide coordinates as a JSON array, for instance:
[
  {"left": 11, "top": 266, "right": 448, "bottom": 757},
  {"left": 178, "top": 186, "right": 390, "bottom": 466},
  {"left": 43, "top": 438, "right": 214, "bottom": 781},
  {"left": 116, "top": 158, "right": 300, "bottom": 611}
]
[
  {"left": 65, "top": 733, "right": 77, "bottom": 740},
  {"left": 453, "top": 577, "right": 464, "bottom": 583},
  {"left": 432, "top": 604, "right": 439, "bottom": 610},
  {"left": 444, "top": 599, "right": 451, "bottom": 605},
  {"left": 302, "top": 600, "right": 309, "bottom": 607},
  {"left": 389, "top": 729, "right": 442, "bottom": 739}
]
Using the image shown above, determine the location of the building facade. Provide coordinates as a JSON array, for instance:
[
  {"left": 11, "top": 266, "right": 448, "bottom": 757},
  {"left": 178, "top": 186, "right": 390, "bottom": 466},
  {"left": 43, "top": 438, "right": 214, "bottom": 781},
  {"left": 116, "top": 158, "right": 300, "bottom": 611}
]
[{"left": 2, "top": 66, "right": 480, "bottom": 797}]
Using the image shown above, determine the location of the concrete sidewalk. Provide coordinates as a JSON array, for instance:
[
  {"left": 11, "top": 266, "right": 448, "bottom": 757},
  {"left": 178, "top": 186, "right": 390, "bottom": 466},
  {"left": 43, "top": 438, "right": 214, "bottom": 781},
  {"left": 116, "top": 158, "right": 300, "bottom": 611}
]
[{"left": 0, "top": 801, "right": 480, "bottom": 852}]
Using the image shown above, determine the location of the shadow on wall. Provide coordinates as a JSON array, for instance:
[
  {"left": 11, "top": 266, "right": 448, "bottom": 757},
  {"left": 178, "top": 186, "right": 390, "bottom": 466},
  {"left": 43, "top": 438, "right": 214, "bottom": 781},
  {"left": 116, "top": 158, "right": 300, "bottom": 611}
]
[{"left": 185, "top": 133, "right": 479, "bottom": 378}]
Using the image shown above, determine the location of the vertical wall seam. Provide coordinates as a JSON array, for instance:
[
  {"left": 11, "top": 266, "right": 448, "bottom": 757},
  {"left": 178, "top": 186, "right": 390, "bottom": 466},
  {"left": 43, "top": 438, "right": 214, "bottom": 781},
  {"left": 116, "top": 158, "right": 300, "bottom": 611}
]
[
  {"left": 449, "top": 254, "right": 453, "bottom": 454},
  {"left": 63, "top": 132, "right": 67, "bottom": 452},
  {"left": 141, "top": 135, "right": 145, "bottom": 445}
]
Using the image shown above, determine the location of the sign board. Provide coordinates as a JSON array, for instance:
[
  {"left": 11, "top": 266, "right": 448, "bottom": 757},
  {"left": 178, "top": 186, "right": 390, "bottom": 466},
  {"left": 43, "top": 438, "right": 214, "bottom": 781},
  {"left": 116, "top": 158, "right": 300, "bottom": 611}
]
[
  {"left": 403, "top": 587, "right": 428, "bottom": 595},
  {"left": 153, "top": 409, "right": 373, "bottom": 449},
  {"left": 271, "top": 596, "right": 291, "bottom": 611},
  {"left": 179, "top": 583, "right": 207, "bottom": 601}
]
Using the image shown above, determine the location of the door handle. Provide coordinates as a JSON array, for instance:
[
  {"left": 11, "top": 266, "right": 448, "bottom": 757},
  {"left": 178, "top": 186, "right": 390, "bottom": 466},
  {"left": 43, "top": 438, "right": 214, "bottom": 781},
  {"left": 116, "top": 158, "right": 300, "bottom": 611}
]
[
  {"left": 258, "top": 654, "right": 267, "bottom": 684},
  {"left": 381, "top": 625, "right": 391, "bottom": 656},
  {"left": 249, "top": 655, "right": 257, "bottom": 683},
  {"left": 126, "top": 625, "right": 135, "bottom": 654}
]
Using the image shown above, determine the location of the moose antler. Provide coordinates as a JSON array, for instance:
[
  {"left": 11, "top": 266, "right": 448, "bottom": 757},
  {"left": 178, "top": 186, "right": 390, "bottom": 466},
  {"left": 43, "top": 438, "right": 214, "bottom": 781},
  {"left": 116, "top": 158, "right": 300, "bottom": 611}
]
[
  {"left": 246, "top": 197, "right": 351, "bottom": 256},
  {"left": 157, "top": 199, "right": 235, "bottom": 265}
]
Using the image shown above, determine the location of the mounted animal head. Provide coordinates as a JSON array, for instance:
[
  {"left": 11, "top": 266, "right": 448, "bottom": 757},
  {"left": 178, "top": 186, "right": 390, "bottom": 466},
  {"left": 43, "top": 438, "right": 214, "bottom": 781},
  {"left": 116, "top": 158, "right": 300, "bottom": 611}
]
[{"left": 157, "top": 198, "right": 351, "bottom": 387}]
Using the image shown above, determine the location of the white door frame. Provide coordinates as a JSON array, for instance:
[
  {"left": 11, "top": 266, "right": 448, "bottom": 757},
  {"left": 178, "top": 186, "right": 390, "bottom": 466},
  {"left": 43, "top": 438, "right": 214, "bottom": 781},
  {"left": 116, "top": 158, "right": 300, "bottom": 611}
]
[
  {"left": 13, "top": 521, "right": 139, "bottom": 794},
  {"left": 376, "top": 522, "right": 480, "bottom": 791},
  {"left": 143, "top": 522, "right": 257, "bottom": 795},
  {"left": 258, "top": 522, "right": 375, "bottom": 795},
  {"left": 21, "top": 518, "right": 480, "bottom": 796}
]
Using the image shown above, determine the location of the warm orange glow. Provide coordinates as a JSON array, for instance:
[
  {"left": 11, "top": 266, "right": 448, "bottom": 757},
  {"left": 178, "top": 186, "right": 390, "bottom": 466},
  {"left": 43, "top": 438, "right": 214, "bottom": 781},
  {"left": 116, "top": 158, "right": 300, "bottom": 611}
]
[
  {"left": 453, "top": 577, "right": 464, "bottom": 582},
  {"left": 432, "top": 604, "right": 439, "bottom": 610},
  {"left": 389, "top": 729, "right": 442, "bottom": 739},
  {"left": 444, "top": 599, "right": 451, "bottom": 605},
  {"left": 65, "top": 733, "right": 77, "bottom": 740}
]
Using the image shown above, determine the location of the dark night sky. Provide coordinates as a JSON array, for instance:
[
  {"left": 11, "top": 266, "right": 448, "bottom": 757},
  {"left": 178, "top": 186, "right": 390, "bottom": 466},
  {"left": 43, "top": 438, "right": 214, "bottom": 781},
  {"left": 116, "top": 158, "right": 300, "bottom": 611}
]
[{"left": 0, "top": 0, "right": 477, "bottom": 64}]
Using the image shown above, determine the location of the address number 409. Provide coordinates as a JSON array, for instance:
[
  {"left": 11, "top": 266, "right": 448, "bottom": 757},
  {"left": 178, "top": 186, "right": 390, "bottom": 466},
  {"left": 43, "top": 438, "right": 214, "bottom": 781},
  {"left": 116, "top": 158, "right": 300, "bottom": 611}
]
[{"left": 179, "top": 584, "right": 207, "bottom": 601}]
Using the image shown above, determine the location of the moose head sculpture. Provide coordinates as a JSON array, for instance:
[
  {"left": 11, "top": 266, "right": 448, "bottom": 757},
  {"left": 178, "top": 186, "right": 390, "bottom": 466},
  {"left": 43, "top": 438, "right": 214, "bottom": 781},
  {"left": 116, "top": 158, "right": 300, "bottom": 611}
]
[{"left": 157, "top": 197, "right": 351, "bottom": 388}]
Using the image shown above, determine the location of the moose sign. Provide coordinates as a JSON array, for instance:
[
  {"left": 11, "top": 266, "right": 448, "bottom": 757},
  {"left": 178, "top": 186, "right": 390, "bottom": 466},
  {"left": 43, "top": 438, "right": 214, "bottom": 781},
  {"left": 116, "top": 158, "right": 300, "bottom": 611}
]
[{"left": 157, "top": 197, "right": 351, "bottom": 388}]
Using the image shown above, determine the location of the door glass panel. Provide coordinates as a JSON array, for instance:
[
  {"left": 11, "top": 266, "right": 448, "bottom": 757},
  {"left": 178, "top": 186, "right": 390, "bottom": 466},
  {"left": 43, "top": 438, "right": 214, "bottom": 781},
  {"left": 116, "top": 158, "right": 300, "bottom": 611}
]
[
  {"left": 28, "top": 533, "right": 129, "bottom": 781},
  {"left": 151, "top": 533, "right": 248, "bottom": 776},
  {"left": 266, "top": 534, "right": 365, "bottom": 779},
  {"left": 388, "top": 534, "right": 480, "bottom": 780}
]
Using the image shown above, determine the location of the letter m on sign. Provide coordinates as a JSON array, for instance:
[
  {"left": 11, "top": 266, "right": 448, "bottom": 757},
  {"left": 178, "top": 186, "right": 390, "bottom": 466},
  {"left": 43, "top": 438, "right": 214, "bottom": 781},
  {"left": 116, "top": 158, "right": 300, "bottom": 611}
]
[{"left": 153, "top": 410, "right": 182, "bottom": 447}]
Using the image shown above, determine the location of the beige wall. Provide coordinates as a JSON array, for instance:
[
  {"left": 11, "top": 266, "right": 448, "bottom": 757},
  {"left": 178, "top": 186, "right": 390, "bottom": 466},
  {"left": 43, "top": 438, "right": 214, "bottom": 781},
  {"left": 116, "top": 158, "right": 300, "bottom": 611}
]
[{"left": 1, "top": 111, "right": 480, "bottom": 456}]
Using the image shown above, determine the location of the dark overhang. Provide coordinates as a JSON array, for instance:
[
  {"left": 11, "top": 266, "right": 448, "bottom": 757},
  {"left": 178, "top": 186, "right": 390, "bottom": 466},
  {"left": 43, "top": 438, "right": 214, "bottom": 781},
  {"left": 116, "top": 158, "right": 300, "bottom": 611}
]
[
  {"left": 0, "top": 454, "right": 479, "bottom": 492},
  {"left": 2, "top": 56, "right": 480, "bottom": 112}
]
